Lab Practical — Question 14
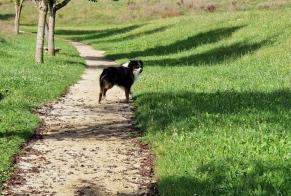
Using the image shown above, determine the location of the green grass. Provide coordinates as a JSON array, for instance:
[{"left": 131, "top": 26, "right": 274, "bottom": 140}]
[
  {"left": 0, "top": 33, "right": 85, "bottom": 187},
  {"left": 1, "top": 0, "right": 291, "bottom": 27},
  {"left": 58, "top": 8, "right": 291, "bottom": 195}
]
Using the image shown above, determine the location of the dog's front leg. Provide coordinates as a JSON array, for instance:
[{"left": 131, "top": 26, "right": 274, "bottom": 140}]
[{"left": 125, "top": 88, "right": 130, "bottom": 103}]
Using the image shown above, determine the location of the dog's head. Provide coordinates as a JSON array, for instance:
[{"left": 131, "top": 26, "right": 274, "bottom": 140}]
[
  {"left": 129, "top": 59, "right": 143, "bottom": 73},
  {"left": 122, "top": 60, "right": 143, "bottom": 78}
]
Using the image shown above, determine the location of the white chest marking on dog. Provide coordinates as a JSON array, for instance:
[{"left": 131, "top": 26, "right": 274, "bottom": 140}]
[
  {"left": 121, "top": 61, "right": 130, "bottom": 67},
  {"left": 133, "top": 68, "right": 142, "bottom": 81}
]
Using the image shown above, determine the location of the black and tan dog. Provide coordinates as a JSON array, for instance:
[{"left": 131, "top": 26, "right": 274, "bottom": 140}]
[{"left": 98, "top": 60, "right": 143, "bottom": 103}]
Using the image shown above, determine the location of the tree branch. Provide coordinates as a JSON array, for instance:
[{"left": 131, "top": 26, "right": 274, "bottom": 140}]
[
  {"left": 55, "top": 0, "right": 71, "bottom": 11},
  {"left": 32, "top": 0, "right": 38, "bottom": 5},
  {"left": 32, "top": 0, "right": 40, "bottom": 8},
  {"left": 32, "top": 0, "right": 48, "bottom": 10}
]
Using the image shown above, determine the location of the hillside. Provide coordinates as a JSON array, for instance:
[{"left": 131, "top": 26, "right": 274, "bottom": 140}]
[
  {"left": 57, "top": 7, "right": 291, "bottom": 195},
  {"left": 0, "top": 0, "right": 291, "bottom": 26},
  {"left": 1, "top": 0, "right": 290, "bottom": 195}
]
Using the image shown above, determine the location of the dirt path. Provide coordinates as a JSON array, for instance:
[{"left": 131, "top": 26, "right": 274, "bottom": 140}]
[{"left": 3, "top": 42, "right": 153, "bottom": 195}]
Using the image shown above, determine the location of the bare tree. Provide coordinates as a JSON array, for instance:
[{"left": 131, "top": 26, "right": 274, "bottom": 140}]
[
  {"left": 45, "top": 18, "right": 49, "bottom": 39},
  {"left": 32, "top": 0, "right": 96, "bottom": 62},
  {"left": 14, "top": 0, "right": 25, "bottom": 34},
  {"left": 47, "top": 0, "right": 71, "bottom": 56},
  {"left": 33, "top": 0, "right": 48, "bottom": 64}
]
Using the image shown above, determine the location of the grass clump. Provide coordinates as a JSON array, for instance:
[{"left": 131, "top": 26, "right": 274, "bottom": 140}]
[{"left": 0, "top": 33, "right": 84, "bottom": 187}]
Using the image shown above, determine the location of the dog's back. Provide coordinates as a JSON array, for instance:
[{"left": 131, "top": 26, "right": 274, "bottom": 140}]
[{"left": 100, "top": 66, "right": 133, "bottom": 87}]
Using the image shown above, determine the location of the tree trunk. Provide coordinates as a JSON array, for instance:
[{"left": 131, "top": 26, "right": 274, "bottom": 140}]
[
  {"left": 48, "top": 5, "right": 56, "bottom": 56},
  {"left": 35, "top": 8, "right": 47, "bottom": 64},
  {"left": 14, "top": 3, "right": 22, "bottom": 34},
  {"left": 44, "top": 18, "right": 49, "bottom": 39}
]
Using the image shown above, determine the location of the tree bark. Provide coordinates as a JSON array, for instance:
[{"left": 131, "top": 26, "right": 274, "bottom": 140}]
[
  {"left": 55, "top": 0, "right": 71, "bottom": 11},
  {"left": 48, "top": 3, "right": 55, "bottom": 56},
  {"left": 46, "top": 0, "right": 71, "bottom": 57},
  {"left": 35, "top": 6, "right": 48, "bottom": 64},
  {"left": 44, "top": 18, "right": 49, "bottom": 39},
  {"left": 14, "top": 2, "right": 23, "bottom": 34}
]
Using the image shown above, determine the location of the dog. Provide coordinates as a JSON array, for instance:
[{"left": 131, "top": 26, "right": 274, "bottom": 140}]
[{"left": 98, "top": 60, "right": 143, "bottom": 103}]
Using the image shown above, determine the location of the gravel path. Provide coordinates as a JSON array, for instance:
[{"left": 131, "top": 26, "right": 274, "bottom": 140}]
[{"left": 2, "top": 42, "right": 153, "bottom": 195}]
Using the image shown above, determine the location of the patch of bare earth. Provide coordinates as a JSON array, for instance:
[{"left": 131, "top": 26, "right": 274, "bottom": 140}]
[
  {"left": 2, "top": 42, "right": 154, "bottom": 195},
  {"left": 0, "top": 21, "right": 13, "bottom": 33}
]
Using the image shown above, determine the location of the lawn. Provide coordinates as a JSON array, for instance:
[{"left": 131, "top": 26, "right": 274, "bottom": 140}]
[
  {"left": 0, "top": 33, "right": 85, "bottom": 187},
  {"left": 2, "top": 0, "right": 291, "bottom": 27},
  {"left": 57, "top": 8, "right": 291, "bottom": 195}
]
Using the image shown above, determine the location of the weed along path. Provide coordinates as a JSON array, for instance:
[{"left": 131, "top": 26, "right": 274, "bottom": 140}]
[{"left": 3, "top": 42, "right": 153, "bottom": 195}]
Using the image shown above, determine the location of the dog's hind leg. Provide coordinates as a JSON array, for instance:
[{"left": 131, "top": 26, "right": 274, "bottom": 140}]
[
  {"left": 103, "top": 83, "right": 113, "bottom": 98},
  {"left": 98, "top": 89, "right": 103, "bottom": 103},
  {"left": 103, "top": 88, "right": 108, "bottom": 97},
  {"left": 99, "top": 76, "right": 105, "bottom": 103},
  {"left": 99, "top": 84, "right": 106, "bottom": 104},
  {"left": 99, "top": 82, "right": 113, "bottom": 103}
]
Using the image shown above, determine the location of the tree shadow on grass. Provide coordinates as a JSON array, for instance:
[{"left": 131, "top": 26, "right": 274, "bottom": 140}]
[
  {"left": 56, "top": 24, "right": 143, "bottom": 42},
  {"left": 146, "top": 39, "right": 270, "bottom": 66},
  {"left": 135, "top": 89, "right": 290, "bottom": 132},
  {"left": 55, "top": 29, "right": 100, "bottom": 36},
  {"left": 0, "top": 37, "right": 6, "bottom": 43},
  {"left": 0, "top": 128, "right": 33, "bottom": 140},
  {"left": 107, "top": 25, "right": 244, "bottom": 59},
  {"left": 159, "top": 160, "right": 290, "bottom": 195},
  {"left": 104, "top": 25, "right": 170, "bottom": 43},
  {"left": 0, "top": 93, "right": 4, "bottom": 101},
  {"left": 0, "top": 14, "right": 14, "bottom": 21},
  {"left": 64, "top": 60, "right": 86, "bottom": 68}
]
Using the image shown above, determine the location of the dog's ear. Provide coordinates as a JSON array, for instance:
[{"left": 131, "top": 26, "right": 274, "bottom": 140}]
[
  {"left": 138, "top": 60, "right": 143, "bottom": 67},
  {"left": 127, "top": 60, "right": 135, "bottom": 69}
]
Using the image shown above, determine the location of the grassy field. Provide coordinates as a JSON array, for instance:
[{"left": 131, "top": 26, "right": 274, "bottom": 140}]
[
  {"left": 1, "top": 0, "right": 291, "bottom": 26},
  {"left": 57, "top": 8, "right": 291, "bottom": 195},
  {"left": 0, "top": 33, "right": 85, "bottom": 186},
  {"left": 1, "top": 0, "right": 290, "bottom": 194}
]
